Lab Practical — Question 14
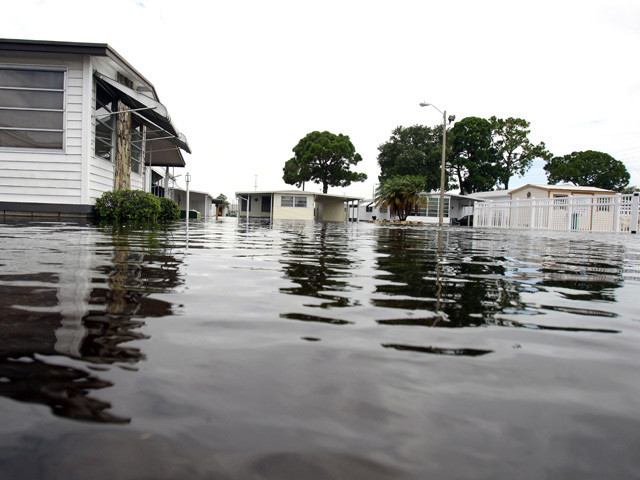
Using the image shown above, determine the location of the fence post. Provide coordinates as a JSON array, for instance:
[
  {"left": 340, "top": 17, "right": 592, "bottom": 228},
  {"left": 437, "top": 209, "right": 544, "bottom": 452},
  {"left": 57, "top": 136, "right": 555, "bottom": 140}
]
[
  {"left": 547, "top": 198, "right": 553, "bottom": 229},
  {"left": 631, "top": 193, "right": 639, "bottom": 234},
  {"left": 566, "top": 195, "right": 573, "bottom": 231},
  {"left": 613, "top": 193, "right": 621, "bottom": 233},
  {"left": 513, "top": 199, "right": 519, "bottom": 228},
  {"left": 530, "top": 199, "right": 535, "bottom": 229}
]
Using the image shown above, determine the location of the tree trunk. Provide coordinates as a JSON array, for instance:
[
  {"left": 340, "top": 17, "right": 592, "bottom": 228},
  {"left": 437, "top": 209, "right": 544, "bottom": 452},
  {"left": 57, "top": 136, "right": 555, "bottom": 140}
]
[{"left": 114, "top": 101, "right": 131, "bottom": 191}]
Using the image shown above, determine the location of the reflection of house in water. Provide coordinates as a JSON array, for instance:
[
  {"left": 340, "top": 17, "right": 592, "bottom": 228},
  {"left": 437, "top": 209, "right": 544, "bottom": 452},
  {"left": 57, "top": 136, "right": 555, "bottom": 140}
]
[
  {"left": 0, "top": 226, "right": 184, "bottom": 423},
  {"left": 372, "top": 228, "right": 627, "bottom": 329},
  {"left": 278, "top": 223, "right": 359, "bottom": 309}
]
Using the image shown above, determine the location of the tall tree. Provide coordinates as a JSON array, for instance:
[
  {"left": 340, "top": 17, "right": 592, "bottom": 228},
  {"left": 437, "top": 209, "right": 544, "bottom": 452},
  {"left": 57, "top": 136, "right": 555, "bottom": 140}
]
[
  {"left": 375, "top": 175, "right": 427, "bottom": 221},
  {"left": 544, "top": 150, "right": 630, "bottom": 191},
  {"left": 283, "top": 131, "right": 367, "bottom": 193},
  {"left": 490, "top": 116, "right": 551, "bottom": 189},
  {"left": 449, "top": 117, "right": 501, "bottom": 194},
  {"left": 377, "top": 124, "right": 445, "bottom": 191}
]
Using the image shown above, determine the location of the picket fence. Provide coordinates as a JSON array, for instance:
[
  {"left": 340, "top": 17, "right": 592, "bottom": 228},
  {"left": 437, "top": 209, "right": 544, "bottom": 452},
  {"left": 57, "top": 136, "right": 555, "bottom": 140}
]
[{"left": 474, "top": 193, "right": 639, "bottom": 234}]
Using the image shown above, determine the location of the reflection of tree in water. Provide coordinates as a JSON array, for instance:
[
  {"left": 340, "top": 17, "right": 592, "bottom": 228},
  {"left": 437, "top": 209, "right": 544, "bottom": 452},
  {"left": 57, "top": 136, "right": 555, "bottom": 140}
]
[
  {"left": 0, "top": 226, "right": 184, "bottom": 423},
  {"left": 373, "top": 228, "right": 626, "bottom": 329},
  {"left": 279, "top": 224, "right": 360, "bottom": 308},
  {"left": 373, "top": 228, "right": 521, "bottom": 327}
]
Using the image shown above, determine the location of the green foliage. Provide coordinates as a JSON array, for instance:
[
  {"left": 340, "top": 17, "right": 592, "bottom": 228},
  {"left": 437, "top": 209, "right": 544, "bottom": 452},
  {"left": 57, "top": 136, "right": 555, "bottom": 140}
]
[
  {"left": 377, "top": 124, "right": 447, "bottom": 190},
  {"left": 94, "top": 190, "right": 165, "bottom": 224},
  {"left": 543, "top": 150, "right": 630, "bottom": 191},
  {"left": 490, "top": 116, "right": 551, "bottom": 189},
  {"left": 283, "top": 130, "right": 367, "bottom": 193},
  {"left": 158, "top": 197, "right": 181, "bottom": 222},
  {"left": 375, "top": 175, "right": 427, "bottom": 221},
  {"left": 449, "top": 117, "right": 501, "bottom": 194},
  {"left": 216, "top": 193, "right": 229, "bottom": 206}
]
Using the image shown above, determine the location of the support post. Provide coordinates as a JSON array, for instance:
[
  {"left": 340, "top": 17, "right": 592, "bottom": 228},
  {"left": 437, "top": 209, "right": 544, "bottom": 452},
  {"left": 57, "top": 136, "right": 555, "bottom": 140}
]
[
  {"left": 613, "top": 193, "right": 621, "bottom": 233},
  {"left": 114, "top": 101, "right": 131, "bottom": 191},
  {"left": 529, "top": 199, "right": 535, "bottom": 229},
  {"left": 631, "top": 193, "right": 639, "bottom": 234}
]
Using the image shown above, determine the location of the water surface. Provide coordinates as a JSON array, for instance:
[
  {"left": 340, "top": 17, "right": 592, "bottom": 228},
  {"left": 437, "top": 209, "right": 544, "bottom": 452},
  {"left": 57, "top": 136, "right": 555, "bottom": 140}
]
[{"left": 1, "top": 219, "right": 639, "bottom": 479}]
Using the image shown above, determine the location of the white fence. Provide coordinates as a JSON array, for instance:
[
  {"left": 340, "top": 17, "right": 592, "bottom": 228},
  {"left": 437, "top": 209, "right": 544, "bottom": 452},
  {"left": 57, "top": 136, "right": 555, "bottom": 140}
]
[{"left": 474, "top": 193, "right": 640, "bottom": 234}]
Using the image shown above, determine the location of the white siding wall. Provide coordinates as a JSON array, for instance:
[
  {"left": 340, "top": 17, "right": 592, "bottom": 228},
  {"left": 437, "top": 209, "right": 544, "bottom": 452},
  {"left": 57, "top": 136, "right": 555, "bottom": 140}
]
[
  {"left": 510, "top": 186, "right": 549, "bottom": 200},
  {"left": 89, "top": 57, "right": 144, "bottom": 200},
  {"left": 0, "top": 53, "right": 84, "bottom": 204},
  {"left": 273, "top": 194, "right": 314, "bottom": 220},
  {"left": 320, "top": 198, "right": 346, "bottom": 221}
]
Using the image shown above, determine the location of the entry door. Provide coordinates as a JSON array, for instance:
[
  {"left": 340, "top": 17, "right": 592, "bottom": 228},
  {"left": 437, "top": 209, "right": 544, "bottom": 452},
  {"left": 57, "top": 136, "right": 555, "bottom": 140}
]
[{"left": 261, "top": 196, "right": 271, "bottom": 213}]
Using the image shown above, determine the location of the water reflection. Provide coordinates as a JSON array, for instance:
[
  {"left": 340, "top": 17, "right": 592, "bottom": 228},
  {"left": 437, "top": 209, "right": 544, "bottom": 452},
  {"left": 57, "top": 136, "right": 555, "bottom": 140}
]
[
  {"left": 279, "top": 223, "right": 361, "bottom": 308},
  {"left": 373, "top": 227, "right": 520, "bottom": 327},
  {"left": 0, "top": 224, "right": 184, "bottom": 423},
  {"left": 372, "top": 227, "right": 626, "bottom": 333}
]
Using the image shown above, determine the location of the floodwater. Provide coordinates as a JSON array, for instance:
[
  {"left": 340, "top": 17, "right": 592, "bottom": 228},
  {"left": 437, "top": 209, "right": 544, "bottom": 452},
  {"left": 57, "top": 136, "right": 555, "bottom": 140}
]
[{"left": 0, "top": 218, "right": 639, "bottom": 480}]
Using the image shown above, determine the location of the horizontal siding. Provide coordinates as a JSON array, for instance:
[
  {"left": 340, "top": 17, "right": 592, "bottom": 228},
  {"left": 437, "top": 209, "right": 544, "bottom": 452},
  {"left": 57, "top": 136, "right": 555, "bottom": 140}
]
[
  {"left": 0, "top": 53, "right": 85, "bottom": 205},
  {"left": 130, "top": 173, "right": 143, "bottom": 190},
  {"left": 89, "top": 157, "right": 114, "bottom": 201}
]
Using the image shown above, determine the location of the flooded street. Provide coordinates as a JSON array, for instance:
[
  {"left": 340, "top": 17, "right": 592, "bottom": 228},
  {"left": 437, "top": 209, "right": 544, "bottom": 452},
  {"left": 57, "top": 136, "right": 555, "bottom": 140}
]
[{"left": 1, "top": 218, "right": 639, "bottom": 479}]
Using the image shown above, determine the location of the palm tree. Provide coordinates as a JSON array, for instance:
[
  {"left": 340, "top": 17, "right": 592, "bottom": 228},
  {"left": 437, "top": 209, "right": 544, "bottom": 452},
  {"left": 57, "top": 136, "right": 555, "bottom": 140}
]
[{"left": 375, "top": 175, "right": 428, "bottom": 221}]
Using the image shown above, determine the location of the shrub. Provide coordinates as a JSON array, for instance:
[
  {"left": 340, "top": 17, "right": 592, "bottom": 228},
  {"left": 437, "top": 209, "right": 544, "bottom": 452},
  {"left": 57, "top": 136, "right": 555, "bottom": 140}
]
[
  {"left": 158, "top": 197, "right": 181, "bottom": 222},
  {"left": 95, "top": 190, "right": 161, "bottom": 223}
]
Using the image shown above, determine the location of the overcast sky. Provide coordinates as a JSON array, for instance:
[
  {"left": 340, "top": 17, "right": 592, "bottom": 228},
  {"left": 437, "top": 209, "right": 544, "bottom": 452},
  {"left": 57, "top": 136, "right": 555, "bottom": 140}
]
[{"left": 4, "top": 0, "right": 640, "bottom": 200}]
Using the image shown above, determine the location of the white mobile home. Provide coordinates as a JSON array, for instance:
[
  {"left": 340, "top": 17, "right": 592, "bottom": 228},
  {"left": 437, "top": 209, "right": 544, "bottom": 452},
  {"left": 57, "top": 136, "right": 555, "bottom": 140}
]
[
  {"left": 235, "top": 190, "right": 361, "bottom": 222},
  {"left": 0, "top": 39, "right": 190, "bottom": 218},
  {"left": 356, "top": 192, "right": 479, "bottom": 223}
]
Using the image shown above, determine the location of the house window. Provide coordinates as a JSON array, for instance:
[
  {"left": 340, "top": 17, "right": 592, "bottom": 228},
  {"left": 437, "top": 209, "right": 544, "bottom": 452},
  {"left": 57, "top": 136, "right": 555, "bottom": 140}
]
[
  {"left": 423, "top": 196, "right": 450, "bottom": 217},
  {"left": 0, "top": 66, "right": 65, "bottom": 149},
  {"left": 130, "top": 124, "right": 143, "bottom": 174},
  {"left": 240, "top": 197, "right": 248, "bottom": 212},
  {"left": 365, "top": 205, "right": 373, "bottom": 213},
  {"left": 280, "top": 195, "right": 307, "bottom": 207},
  {"left": 94, "top": 83, "right": 115, "bottom": 160}
]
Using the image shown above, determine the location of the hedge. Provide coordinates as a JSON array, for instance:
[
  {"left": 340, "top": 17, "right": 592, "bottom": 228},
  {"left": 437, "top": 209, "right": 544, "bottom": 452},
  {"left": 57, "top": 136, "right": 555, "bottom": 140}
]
[{"left": 95, "top": 190, "right": 180, "bottom": 223}]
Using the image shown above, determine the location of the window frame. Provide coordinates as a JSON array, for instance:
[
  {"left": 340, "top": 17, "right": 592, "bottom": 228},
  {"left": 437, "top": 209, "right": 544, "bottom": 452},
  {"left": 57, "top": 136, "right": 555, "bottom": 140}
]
[
  {"left": 0, "top": 64, "right": 66, "bottom": 152},
  {"left": 94, "top": 83, "right": 116, "bottom": 162}
]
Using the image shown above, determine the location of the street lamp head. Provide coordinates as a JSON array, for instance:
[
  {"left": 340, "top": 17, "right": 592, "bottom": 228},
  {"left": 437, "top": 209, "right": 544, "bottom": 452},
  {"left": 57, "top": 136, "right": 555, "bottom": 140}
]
[{"left": 419, "top": 102, "right": 430, "bottom": 107}]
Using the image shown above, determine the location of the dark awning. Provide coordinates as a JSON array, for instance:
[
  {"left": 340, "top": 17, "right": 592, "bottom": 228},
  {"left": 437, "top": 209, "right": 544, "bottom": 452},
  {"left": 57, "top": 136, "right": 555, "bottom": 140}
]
[{"left": 95, "top": 73, "right": 191, "bottom": 156}]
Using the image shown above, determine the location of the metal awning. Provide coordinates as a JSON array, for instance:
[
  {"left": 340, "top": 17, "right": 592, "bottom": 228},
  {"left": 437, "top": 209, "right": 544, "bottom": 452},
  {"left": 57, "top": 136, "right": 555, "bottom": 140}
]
[{"left": 95, "top": 73, "right": 191, "bottom": 166}]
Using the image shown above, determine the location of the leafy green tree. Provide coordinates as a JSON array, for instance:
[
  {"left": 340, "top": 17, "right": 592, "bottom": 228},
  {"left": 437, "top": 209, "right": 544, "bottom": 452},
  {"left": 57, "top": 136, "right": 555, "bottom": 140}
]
[
  {"left": 544, "top": 150, "right": 630, "bottom": 191},
  {"left": 377, "top": 125, "right": 446, "bottom": 190},
  {"left": 490, "top": 116, "right": 552, "bottom": 189},
  {"left": 375, "top": 175, "right": 427, "bottom": 221},
  {"left": 283, "top": 130, "right": 367, "bottom": 193},
  {"left": 449, "top": 117, "right": 501, "bottom": 194},
  {"left": 216, "top": 193, "right": 229, "bottom": 206}
]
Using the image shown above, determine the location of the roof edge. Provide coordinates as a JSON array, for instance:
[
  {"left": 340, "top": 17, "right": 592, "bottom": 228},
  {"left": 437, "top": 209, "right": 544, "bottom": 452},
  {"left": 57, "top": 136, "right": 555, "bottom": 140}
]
[{"left": 0, "top": 38, "right": 156, "bottom": 94}]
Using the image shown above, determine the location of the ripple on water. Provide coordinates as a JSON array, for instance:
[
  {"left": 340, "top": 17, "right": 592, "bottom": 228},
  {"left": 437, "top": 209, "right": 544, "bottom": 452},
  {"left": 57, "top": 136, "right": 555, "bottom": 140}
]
[{"left": 0, "top": 219, "right": 639, "bottom": 479}]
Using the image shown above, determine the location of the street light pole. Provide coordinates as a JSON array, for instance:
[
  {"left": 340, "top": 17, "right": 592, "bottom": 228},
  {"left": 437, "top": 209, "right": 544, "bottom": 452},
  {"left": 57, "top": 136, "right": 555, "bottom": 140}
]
[{"left": 420, "top": 102, "right": 449, "bottom": 227}]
